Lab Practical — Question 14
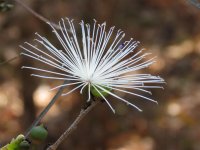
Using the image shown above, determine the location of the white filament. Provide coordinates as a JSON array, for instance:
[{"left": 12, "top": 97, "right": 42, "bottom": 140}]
[{"left": 21, "top": 18, "right": 164, "bottom": 113}]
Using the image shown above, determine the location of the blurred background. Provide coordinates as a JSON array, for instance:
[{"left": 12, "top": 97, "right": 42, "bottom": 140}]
[{"left": 0, "top": 0, "right": 200, "bottom": 149}]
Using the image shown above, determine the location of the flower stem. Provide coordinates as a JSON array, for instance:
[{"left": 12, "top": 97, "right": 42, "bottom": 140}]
[
  {"left": 25, "top": 80, "right": 68, "bottom": 138},
  {"left": 47, "top": 99, "right": 100, "bottom": 150}
]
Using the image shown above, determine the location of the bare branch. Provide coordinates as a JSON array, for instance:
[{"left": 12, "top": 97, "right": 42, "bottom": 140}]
[{"left": 47, "top": 100, "right": 100, "bottom": 150}]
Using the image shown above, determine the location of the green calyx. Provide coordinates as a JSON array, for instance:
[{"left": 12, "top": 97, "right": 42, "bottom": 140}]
[
  {"left": 91, "top": 85, "right": 112, "bottom": 98},
  {"left": 30, "top": 124, "right": 48, "bottom": 141}
]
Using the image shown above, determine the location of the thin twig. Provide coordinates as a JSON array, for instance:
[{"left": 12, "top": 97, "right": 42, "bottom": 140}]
[
  {"left": 0, "top": 55, "right": 20, "bottom": 65},
  {"left": 47, "top": 99, "right": 100, "bottom": 150},
  {"left": 25, "top": 80, "right": 68, "bottom": 138},
  {"left": 13, "top": 0, "right": 62, "bottom": 30},
  {"left": 188, "top": 0, "right": 200, "bottom": 9}
]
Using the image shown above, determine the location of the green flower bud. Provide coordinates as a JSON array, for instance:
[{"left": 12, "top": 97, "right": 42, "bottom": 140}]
[
  {"left": 19, "top": 140, "right": 30, "bottom": 150},
  {"left": 30, "top": 124, "right": 48, "bottom": 141}
]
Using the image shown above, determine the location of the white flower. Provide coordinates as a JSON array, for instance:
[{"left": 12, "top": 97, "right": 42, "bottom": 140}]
[{"left": 21, "top": 18, "right": 164, "bottom": 113}]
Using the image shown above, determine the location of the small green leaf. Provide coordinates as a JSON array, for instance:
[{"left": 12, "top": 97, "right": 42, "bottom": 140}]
[
  {"left": 0, "top": 1, "right": 14, "bottom": 12},
  {"left": 1, "top": 134, "right": 25, "bottom": 150}
]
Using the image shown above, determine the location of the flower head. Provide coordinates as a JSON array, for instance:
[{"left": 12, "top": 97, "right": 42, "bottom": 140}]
[{"left": 21, "top": 18, "right": 164, "bottom": 113}]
